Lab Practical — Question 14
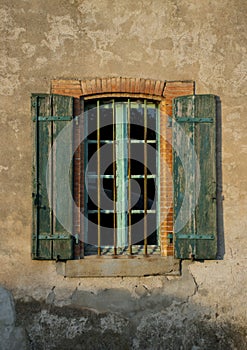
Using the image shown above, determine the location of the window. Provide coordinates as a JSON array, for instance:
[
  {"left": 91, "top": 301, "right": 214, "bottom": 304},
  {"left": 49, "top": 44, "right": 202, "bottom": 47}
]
[
  {"left": 31, "top": 78, "right": 218, "bottom": 275},
  {"left": 84, "top": 99, "right": 159, "bottom": 256}
]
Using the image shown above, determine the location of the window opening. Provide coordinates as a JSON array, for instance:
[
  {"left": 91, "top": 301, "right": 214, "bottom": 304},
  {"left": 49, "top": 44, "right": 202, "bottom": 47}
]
[{"left": 84, "top": 99, "right": 160, "bottom": 256}]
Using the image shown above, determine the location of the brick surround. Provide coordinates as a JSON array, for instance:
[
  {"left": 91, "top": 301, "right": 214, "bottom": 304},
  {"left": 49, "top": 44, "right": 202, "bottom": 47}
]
[{"left": 51, "top": 78, "right": 195, "bottom": 257}]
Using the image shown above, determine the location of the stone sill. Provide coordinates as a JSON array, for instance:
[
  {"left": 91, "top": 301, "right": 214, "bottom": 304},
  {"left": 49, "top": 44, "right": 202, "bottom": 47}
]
[{"left": 56, "top": 256, "right": 180, "bottom": 277}]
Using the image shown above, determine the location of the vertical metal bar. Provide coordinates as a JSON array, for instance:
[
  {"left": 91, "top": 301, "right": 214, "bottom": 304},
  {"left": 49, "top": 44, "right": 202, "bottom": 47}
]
[
  {"left": 79, "top": 97, "right": 84, "bottom": 258},
  {"left": 144, "top": 99, "right": 148, "bottom": 255},
  {"left": 113, "top": 100, "right": 117, "bottom": 255},
  {"left": 50, "top": 95, "right": 54, "bottom": 259},
  {"left": 35, "top": 96, "right": 39, "bottom": 257},
  {"left": 97, "top": 100, "right": 101, "bottom": 255},
  {"left": 192, "top": 95, "right": 196, "bottom": 256},
  {"left": 84, "top": 103, "right": 88, "bottom": 253},
  {"left": 128, "top": 99, "right": 132, "bottom": 254},
  {"left": 157, "top": 104, "right": 160, "bottom": 247}
]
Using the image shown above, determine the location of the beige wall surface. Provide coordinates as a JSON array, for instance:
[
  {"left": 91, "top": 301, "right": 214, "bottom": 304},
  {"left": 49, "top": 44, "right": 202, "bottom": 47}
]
[{"left": 0, "top": 0, "right": 246, "bottom": 346}]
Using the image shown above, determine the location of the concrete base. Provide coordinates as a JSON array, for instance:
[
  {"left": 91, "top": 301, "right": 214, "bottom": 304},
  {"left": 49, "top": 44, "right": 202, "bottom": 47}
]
[{"left": 56, "top": 256, "right": 180, "bottom": 277}]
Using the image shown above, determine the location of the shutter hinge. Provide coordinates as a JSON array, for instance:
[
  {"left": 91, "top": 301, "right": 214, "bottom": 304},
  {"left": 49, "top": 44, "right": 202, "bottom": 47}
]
[
  {"left": 175, "top": 117, "right": 213, "bottom": 123},
  {"left": 32, "top": 234, "right": 72, "bottom": 240},
  {"left": 32, "top": 116, "right": 73, "bottom": 122},
  {"left": 176, "top": 234, "right": 215, "bottom": 240}
]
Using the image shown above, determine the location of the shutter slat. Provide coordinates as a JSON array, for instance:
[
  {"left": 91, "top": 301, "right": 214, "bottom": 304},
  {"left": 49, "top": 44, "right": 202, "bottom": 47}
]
[
  {"left": 32, "top": 94, "right": 74, "bottom": 260},
  {"left": 173, "top": 95, "right": 217, "bottom": 259}
]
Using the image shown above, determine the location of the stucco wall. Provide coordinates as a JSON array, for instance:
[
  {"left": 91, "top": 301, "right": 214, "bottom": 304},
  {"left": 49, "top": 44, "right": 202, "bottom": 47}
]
[{"left": 0, "top": 0, "right": 246, "bottom": 348}]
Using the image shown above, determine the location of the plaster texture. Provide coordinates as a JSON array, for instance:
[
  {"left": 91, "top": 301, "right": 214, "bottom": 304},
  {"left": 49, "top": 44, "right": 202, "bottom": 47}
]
[{"left": 0, "top": 0, "right": 246, "bottom": 348}]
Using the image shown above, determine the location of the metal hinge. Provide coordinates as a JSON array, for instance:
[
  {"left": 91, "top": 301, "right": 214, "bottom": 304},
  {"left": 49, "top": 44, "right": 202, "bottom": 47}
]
[
  {"left": 175, "top": 117, "right": 213, "bottom": 123},
  {"left": 32, "top": 234, "right": 72, "bottom": 240},
  {"left": 176, "top": 234, "right": 215, "bottom": 240},
  {"left": 33, "top": 116, "right": 73, "bottom": 122}
]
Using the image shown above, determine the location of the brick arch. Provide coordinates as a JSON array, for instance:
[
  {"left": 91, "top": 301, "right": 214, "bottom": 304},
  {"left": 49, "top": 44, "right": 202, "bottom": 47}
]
[{"left": 51, "top": 77, "right": 166, "bottom": 99}]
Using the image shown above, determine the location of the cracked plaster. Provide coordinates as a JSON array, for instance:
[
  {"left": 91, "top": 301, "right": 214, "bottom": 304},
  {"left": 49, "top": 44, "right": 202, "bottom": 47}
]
[{"left": 0, "top": 0, "right": 246, "bottom": 347}]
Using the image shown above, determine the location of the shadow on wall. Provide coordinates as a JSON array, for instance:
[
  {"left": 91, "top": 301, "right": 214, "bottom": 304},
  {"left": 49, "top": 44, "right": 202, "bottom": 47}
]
[
  {"left": 216, "top": 97, "right": 225, "bottom": 260},
  {"left": 15, "top": 288, "right": 246, "bottom": 350}
]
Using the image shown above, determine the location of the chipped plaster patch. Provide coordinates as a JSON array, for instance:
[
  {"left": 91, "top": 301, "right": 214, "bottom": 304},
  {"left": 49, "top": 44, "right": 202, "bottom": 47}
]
[
  {"left": 0, "top": 55, "right": 20, "bottom": 96},
  {"left": 41, "top": 14, "right": 78, "bottom": 52},
  {"left": 0, "top": 7, "right": 25, "bottom": 40},
  {"left": 0, "top": 166, "right": 8, "bottom": 172},
  {"left": 8, "top": 120, "right": 20, "bottom": 138},
  {"left": 231, "top": 59, "right": 247, "bottom": 90},
  {"left": 36, "top": 57, "right": 48, "bottom": 66},
  {"left": 21, "top": 43, "right": 36, "bottom": 58}
]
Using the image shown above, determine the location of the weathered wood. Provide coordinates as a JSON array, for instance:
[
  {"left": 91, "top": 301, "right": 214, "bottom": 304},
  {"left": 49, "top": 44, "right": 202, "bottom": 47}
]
[
  {"left": 52, "top": 95, "right": 74, "bottom": 259},
  {"left": 173, "top": 95, "right": 217, "bottom": 259},
  {"left": 32, "top": 94, "right": 74, "bottom": 260},
  {"left": 32, "top": 95, "right": 52, "bottom": 259}
]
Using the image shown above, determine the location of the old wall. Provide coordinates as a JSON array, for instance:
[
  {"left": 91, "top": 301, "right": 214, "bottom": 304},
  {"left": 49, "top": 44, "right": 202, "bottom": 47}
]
[{"left": 0, "top": 0, "right": 246, "bottom": 348}]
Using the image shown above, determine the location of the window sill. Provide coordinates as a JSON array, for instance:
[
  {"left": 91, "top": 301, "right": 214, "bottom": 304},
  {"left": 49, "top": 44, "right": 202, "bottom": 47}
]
[{"left": 56, "top": 256, "right": 180, "bottom": 277}]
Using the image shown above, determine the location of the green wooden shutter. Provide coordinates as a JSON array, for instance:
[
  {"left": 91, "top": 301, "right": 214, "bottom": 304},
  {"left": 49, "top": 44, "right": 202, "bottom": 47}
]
[
  {"left": 173, "top": 95, "right": 217, "bottom": 259},
  {"left": 32, "top": 94, "right": 74, "bottom": 260}
]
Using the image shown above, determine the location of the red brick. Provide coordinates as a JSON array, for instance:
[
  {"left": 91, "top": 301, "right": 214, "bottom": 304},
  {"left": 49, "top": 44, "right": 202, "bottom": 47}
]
[
  {"left": 91, "top": 79, "right": 97, "bottom": 94},
  {"left": 125, "top": 78, "right": 130, "bottom": 93},
  {"left": 149, "top": 80, "right": 156, "bottom": 95},
  {"left": 116, "top": 77, "right": 121, "bottom": 92},
  {"left": 111, "top": 77, "right": 117, "bottom": 92},
  {"left": 144, "top": 79, "right": 151, "bottom": 94},
  {"left": 81, "top": 80, "right": 87, "bottom": 95},
  {"left": 139, "top": 78, "right": 145, "bottom": 93},
  {"left": 85, "top": 80, "right": 93, "bottom": 94},
  {"left": 120, "top": 77, "right": 126, "bottom": 92},
  {"left": 135, "top": 78, "right": 141, "bottom": 93},
  {"left": 106, "top": 78, "right": 112, "bottom": 92},
  {"left": 96, "top": 78, "right": 102, "bottom": 93},
  {"left": 102, "top": 78, "right": 107, "bottom": 92}
]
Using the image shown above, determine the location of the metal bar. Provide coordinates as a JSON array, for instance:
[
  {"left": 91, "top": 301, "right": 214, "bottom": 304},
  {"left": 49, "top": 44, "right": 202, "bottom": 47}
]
[
  {"left": 192, "top": 95, "right": 196, "bottom": 255},
  {"left": 175, "top": 117, "right": 213, "bottom": 123},
  {"left": 97, "top": 100, "right": 101, "bottom": 256},
  {"left": 84, "top": 104, "right": 89, "bottom": 252},
  {"left": 131, "top": 210, "right": 156, "bottom": 214},
  {"left": 131, "top": 175, "right": 156, "bottom": 179},
  {"left": 144, "top": 100, "right": 148, "bottom": 255},
  {"left": 87, "top": 140, "right": 114, "bottom": 144},
  {"left": 113, "top": 100, "right": 117, "bottom": 255},
  {"left": 128, "top": 99, "right": 132, "bottom": 255},
  {"left": 33, "top": 116, "right": 73, "bottom": 121},
  {"left": 87, "top": 174, "right": 114, "bottom": 179},
  {"left": 157, "top": 104, "right": 161, "bottom": 248},
  {"left": 32, "top": 234, "right": 72, "bottom": 240},
  {"left": 88, "top": 210, "right": 115, "bottom": 214},
  {"left": 176, "top": 234, "right": 215, "bottom": 240},
  {"left": 88, "top": 210, "right": 156, "bottom": 214},
  {"left": 35, "top": 96, "right": 39, "bottom": 257},
  {"left": 50, "top": 96, "right": 54, "bottom": 259},
  {"left": 130, "top": 140, "right": 156, "bottom": 143}
]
